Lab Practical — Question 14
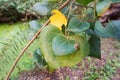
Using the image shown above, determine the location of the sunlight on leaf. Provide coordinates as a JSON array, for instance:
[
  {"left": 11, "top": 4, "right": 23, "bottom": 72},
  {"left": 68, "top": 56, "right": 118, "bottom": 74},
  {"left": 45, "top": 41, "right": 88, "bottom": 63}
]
[{"left": 50, "top": 9, "right": 67, "bottom": 30}]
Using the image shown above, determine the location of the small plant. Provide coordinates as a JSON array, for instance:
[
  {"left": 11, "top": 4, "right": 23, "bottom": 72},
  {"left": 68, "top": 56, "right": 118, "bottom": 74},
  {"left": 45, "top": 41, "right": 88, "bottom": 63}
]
[
  {"left": 115, "top": 41, "right": 120, "bottom": 49},
  {"left": 65, "top": 76, "right": 70, "bottom": 80}
]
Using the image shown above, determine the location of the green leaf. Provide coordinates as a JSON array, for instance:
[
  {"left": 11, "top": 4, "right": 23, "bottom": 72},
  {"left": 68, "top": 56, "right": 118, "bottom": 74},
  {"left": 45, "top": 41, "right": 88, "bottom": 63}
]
[
  {"left": 96, "top": 0, "right": 112, "bottom": 16},
  {"left": 88, "top": 35, "right": 101, "bottom": 59},
  {"left": 95, "top": 20, "right": 120, "bottom": 40},
  {"left": 107, "top": 20, "right": 120, "bottom": 39},
  {"left": 68, "top": 17, "right": 90, "bottom": 33},
  {"left": 52, "top": 35, "right": 78, "bottom": 56},
  {"left": 94, "top": 20, "right": 111, "bottom": 38},
  {"left": 32, "top": 2, "right": 49, "bottom": 16},
  {"left": 111, "top": 0, "right": 120, "bottom": 2},
  {"left": 86, "top": 8, "right": 94, "bottom": 20},
  {"left": 29, "top": 20, "right": 41, "bottom": 30},
  {"left": 76, "top": 0, "right": 93, "bottom": 5},
  {"left": 33, "top": 48, "right": 42, "bottom": 61},
  {"left": 40, "top": 25, "right": 90, "bottom": 71},
  {"left": 33, "top": 48, "right": 47, "bottom": 68}
]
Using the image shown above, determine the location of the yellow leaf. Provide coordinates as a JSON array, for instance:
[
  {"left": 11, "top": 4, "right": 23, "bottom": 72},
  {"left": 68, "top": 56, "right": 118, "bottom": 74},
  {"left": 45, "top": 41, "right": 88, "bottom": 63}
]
[{"left": 50, "top": 9, "right": 67, "bottom": 30}]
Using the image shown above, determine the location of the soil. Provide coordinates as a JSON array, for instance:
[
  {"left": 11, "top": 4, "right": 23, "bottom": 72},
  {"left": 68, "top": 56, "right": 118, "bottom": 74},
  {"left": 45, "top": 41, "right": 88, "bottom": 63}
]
[{"left": 17, "top": 38, "right": 120, "bottom": 80}]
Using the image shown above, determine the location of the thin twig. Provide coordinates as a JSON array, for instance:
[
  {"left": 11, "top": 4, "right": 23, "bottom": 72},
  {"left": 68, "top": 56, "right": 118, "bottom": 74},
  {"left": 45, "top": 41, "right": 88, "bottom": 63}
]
[
  {"left": 5, "top": 20, "right": 50, "bottom": 80},
  {"left": 59, "top": 0, "right": 70, "bottom": 10},
  {"left": 5, "top": 0, "right": 70, "bottom": 80}
]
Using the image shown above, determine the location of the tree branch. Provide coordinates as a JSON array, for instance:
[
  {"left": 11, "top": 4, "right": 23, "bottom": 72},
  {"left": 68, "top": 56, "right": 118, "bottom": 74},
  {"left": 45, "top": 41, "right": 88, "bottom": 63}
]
[
  {"left": 5, "top": 0, "right": 70, "bottom": 80},
  {"left": 59, "top": 0, "right": 70, "bottom": 10}
]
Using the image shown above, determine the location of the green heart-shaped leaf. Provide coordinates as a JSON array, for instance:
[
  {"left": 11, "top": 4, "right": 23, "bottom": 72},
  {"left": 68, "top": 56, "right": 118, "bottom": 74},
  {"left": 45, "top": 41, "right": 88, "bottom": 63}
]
[
  {"left": 39, "top": 25, "right": 90, "bottom": 71},
  {"left": 68, "top": 17, "right": 90, "bottom": 33},
  {"left": 95, "top": 20, "right": 120, "bottom": 40},
  {"left": 52, "top": 35, "right": 78, "bottom": 56}
]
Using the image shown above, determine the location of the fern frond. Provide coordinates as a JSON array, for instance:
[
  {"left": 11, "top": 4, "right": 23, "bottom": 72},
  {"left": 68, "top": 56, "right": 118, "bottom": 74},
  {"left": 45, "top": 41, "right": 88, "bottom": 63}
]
[{"left": 0, "top": 23, "right": 38, "bottom": 80}]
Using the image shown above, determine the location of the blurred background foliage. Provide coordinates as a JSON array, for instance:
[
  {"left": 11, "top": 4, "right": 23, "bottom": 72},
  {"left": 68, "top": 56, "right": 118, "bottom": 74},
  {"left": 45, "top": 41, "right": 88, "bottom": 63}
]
[{"left": 0, "top": 0, "right": 120, "bottom": 80}]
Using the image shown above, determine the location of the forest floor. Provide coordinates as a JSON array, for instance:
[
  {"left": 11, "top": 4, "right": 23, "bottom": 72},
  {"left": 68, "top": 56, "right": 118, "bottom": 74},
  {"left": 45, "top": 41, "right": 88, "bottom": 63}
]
[{"left": 18, "top": 38, "right": 120, "bottom": 80}]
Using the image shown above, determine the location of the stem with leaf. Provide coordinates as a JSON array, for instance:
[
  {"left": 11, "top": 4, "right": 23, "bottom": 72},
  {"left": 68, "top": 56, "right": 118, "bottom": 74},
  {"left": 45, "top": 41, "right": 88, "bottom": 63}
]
[{"left": 5, "top": 0, "right": 70, "bottom": 80}]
